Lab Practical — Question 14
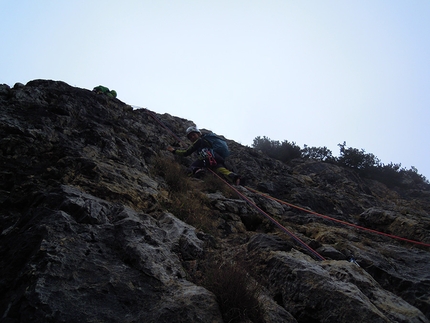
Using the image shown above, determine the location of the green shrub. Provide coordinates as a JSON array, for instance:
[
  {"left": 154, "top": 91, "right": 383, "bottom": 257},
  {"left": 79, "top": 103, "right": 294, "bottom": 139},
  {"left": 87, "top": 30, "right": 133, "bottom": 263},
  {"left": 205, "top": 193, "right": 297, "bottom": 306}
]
[
  {"left": 336, "top": 141, "right": 380, "bottom": 170},
  {"left": 335, "top": 142, "right": 429, "bottom": 188},
  {"left": 252, "top": 136, "right": 429, "bottom": 189},
  {"left": 302, "top": 145, "right": 334, "bottom": 161},
  {"left": 252, "top": 136, "right": 301, "bottom": 162}
]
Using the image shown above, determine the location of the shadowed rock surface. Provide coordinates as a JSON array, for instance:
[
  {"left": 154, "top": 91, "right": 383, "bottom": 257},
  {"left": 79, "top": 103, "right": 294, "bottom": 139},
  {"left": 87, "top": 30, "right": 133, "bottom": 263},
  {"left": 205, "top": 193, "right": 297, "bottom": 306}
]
[{"left": 1, "top": 80, "right": 429, "bottom": 322}]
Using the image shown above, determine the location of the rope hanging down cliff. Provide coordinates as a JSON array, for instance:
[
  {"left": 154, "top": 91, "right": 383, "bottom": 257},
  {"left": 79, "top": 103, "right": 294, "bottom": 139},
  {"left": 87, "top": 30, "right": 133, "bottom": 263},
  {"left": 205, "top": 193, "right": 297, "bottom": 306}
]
[
  {"left": 245, "top": 187, "right": 430, "bottom": 248},
  {"left": 208, "top": 168, "right": 326, "bottom": 261},
  {"left": 144, "top": 108, "right": 325, "bottom": 260},
  {"left": 144, "top": 108, "right": 430, "bottom": 250}
]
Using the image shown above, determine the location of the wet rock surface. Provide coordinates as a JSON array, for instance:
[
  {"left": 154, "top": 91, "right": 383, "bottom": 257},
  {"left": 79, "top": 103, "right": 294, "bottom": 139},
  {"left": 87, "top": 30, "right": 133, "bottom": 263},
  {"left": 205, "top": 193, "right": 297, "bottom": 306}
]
[{"left": 1, "top": 80, "right": 429, "bottom": 322}]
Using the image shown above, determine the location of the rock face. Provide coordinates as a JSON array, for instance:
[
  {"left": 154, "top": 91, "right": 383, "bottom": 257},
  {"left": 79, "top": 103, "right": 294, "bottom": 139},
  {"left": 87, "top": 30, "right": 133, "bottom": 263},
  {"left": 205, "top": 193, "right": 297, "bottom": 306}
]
[{"left": 1, "top": 80, "right": 429, "bottom": 323}]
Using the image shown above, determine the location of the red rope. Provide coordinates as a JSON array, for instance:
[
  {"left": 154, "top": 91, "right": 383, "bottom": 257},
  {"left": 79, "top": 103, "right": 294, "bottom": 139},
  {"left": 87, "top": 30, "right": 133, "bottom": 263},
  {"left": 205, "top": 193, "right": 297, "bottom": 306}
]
[
  {"left": 145, "top": 110, "right": 323, "bottom": 259},
  {"left": 245, "top": 187, "right": 430, "bottom": 248},
  {"left": 208, "top": 169, "right": 326, "bottom": 261},
  {"left": 144, "top": 108, "right": 428, "bottom": 250},
  {"left": 144, "top": 110, "right": 321, "bottom": 259}
]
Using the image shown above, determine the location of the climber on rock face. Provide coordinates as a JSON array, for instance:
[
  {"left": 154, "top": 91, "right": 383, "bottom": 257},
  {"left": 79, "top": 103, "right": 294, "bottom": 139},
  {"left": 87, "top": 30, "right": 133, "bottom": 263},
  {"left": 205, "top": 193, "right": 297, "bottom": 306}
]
[{"left": 167, "top": 126, "right": 241, "bottom": 185}]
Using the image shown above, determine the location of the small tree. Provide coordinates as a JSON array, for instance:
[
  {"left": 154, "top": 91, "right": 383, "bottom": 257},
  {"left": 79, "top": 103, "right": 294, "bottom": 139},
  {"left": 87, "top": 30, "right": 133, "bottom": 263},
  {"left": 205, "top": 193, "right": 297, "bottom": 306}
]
[
  {"left": 252, "top": 136, "right": 301, "bottom": 162},
  {"left": 252, "top": 136, "right": 273, "bottom": 154},
  {"left": 335, "top": 142, "right": 429, "bottom": 188},
  {"left": 337, "top": 142, "right": 380, "bottom": 170},
  {"left": 277, "top": 140, "right": 302, "bottom": 162},
  {"left": 302, "top": 145, "right": 334, "bottom": 161}
]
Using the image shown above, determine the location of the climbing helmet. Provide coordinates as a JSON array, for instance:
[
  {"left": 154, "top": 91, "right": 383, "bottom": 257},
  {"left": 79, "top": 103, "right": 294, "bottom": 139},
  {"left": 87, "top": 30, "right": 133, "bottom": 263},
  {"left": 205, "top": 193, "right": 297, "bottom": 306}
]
[{"left": 186, "top": 126, "right": 201, "bottom": 137}]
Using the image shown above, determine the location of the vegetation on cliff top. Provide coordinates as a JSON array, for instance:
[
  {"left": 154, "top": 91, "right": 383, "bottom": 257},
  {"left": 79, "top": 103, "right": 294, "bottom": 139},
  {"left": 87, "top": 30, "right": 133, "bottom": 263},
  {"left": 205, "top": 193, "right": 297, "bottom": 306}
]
[{"left": 252, "top": 136, "right": 429, "bottom": 189}]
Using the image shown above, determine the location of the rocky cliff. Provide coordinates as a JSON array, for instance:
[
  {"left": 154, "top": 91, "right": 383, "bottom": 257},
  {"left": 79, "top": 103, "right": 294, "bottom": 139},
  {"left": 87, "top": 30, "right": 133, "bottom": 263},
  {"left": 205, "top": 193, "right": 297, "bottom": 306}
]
[{"left": 1, "top": 80, "right": 429, "bottom": 323}]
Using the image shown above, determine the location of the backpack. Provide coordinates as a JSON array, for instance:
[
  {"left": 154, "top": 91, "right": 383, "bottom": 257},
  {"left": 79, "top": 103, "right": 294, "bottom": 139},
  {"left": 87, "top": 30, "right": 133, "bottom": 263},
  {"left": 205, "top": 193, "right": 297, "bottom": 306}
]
[
  {"left": 202, "top": 133, "right": 230, "bottom": 158},
  {"left": 93, "top": 85, "right": 110, "bottom": 94},
  {"left": 93, "top": 85, "right": 117, "bottom": 98}
]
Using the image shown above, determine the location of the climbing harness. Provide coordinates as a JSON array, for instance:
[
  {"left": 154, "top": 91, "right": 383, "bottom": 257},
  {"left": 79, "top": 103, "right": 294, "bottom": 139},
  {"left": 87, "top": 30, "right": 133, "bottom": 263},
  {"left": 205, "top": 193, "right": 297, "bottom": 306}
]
[
  {"left": 145, "top": 109, "right": 324, "bottom": 260},
  {"left": 144, "top": 107, "right": 430, "bottom": 250},
  {"left": 199, "top": 148, "right": 217, "bottom": 166}
]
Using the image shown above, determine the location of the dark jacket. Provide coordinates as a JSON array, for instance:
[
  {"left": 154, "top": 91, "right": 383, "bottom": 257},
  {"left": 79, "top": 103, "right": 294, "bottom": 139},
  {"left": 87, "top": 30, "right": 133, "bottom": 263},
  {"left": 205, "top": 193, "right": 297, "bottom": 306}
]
[{"left": 172, "top": 137, "right": 225, "bottom": 165}]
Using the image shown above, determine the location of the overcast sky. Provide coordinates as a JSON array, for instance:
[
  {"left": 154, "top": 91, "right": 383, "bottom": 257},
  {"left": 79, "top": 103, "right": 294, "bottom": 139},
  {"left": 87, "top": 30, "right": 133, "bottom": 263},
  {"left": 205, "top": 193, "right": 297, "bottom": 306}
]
[{"left": 2, "top": 1, "right": 429, "bottom": 180}]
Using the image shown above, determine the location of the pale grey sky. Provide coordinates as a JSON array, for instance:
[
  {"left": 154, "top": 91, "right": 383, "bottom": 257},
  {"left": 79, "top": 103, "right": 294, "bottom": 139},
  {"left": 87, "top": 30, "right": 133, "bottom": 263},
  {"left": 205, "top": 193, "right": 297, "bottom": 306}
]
[{"left": 2, "top": 0, "right": 429, "bottom": 180}]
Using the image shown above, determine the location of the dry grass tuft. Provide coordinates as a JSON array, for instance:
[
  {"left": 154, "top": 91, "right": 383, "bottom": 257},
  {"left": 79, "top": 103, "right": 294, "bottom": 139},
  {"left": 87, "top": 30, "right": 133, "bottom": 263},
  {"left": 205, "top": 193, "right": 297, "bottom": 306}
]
[
  {"left": 151, "top": 155, "right": 221, "bottom": 234},
  {"left": 152, "top": 156, "right": 264, "bottom": 321},
  {"left": 201, "top": 260, "right": 264, "bottom": 323}
]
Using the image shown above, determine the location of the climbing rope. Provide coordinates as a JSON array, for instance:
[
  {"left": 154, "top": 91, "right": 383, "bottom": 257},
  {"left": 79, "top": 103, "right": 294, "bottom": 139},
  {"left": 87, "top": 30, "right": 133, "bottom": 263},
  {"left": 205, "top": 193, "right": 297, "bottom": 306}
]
[
  {"left": 144, "top": 108, "right": 430, "bottom": 250},
  {"left": 208, "top": 169, "right": 326, "bottom": 261},
  {"left": 245, "top": 187, "right": 430, "bottom": 248},
  {"left": 144, "top": 108, "right": 325, "bottom": 260}
]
